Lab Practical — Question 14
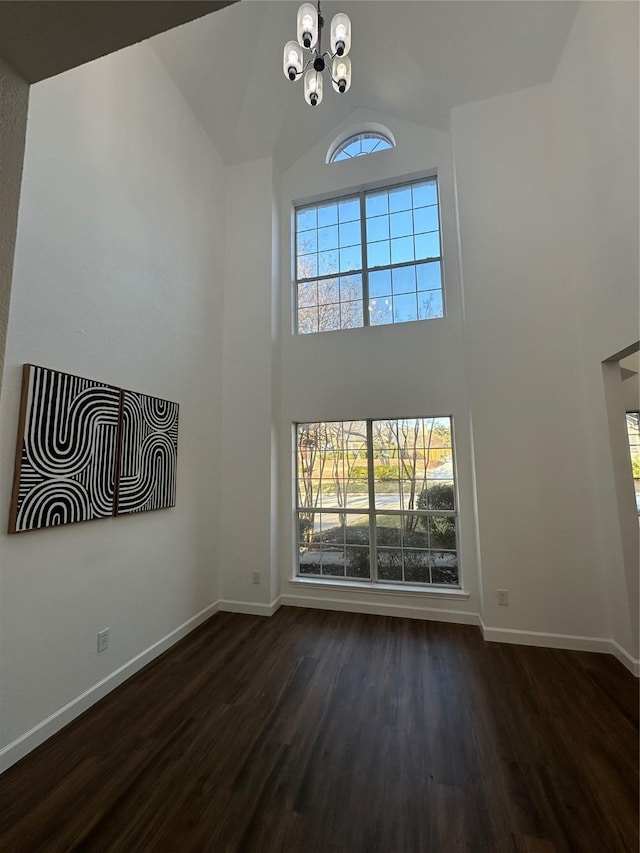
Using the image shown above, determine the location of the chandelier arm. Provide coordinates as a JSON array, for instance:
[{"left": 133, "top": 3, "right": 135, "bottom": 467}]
[{"left": 290, "top": 57, "right": 315, "bottom": 81}]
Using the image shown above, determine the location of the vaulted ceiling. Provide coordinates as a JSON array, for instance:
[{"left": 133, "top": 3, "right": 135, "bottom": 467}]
[{"left": 150, "top": 1, "right": 580, "bottom": 171}]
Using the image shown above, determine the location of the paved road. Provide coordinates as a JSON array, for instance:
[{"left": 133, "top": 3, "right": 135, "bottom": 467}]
[{"left": 307, "top": 485, "right": 453, "bottom": 533}]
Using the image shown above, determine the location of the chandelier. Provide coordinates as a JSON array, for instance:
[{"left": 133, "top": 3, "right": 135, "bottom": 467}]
[{"left": 282, "top": 2, "right": 352, "bottom": 106}]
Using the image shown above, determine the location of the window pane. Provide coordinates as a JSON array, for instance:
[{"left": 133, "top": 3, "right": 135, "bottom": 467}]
[
  {"left": 317, "top": 203, "right": 338, "bottom": 227},
  {"left": 346, "top": 546, "right": 370, "bottom": 579},
  {"left": 339, "top": 274, "right": 362, "bottom": 302},
  {"left": 389, "top": 186, "right": 412, "bottom": 213},
  {"left": 390, "top": 210, "right": 413, "bottom": 238},
  {"left": 297, "top": 207, "right": 317, "bottom": 231},
  {"left": 424, "top": 481, "right": 455, "bottom": 510},
  {"left": 298, "top": 253, "right": 317, "bottom": 279},
  {"left": 366, "top": 191, "right": 388, "bottom": 217},
  {"left": 403, "top": 550, "right": 431, "bottom": 583},
  {"left": 322, "top": 545, "right": 346, "bottom": 576},
  {"left": 391, "top": 236, "right": 414, "bottom": 265},
  {"left": 318, "top": 304, "right": 340, "bottom": 332},
  {"left": 318, "top": 250, "right": 339, "bottom": 277},
  {"left": 297, "top": 230, "right": 317, "bottom": 255},
  {"left": 376, "top": 514, "right": 402, "bottom": 547},
  {"left": 431, "top": 552, "right": 459, "bottom": 585},
  {"left": 413, "top": 205, "right": 439, "bottom": 234},
  {"left": 366, "top": 215, "right": 389, "bottom": 243},
  {"left": 427, "top": 516, "right": 457, "bottom": 550},
  {"left": 432, "top": 417, "right": 452, "bottom": 447},
  {"left": 339, "top": 198, "right": 360, "bottom": 222},
  {"left": 393, "top": 293, "right": 417, "bottom": 323},
  {"left": 369, "top": 269, "right": 392, "bottom": 298},
  {"left": 297, "top": 281, "right": 317, "bottom": 308},
  {"left": 415, "top": 231, "right": 440, "bottom": 260},
  {"left": 341, "top": 301, "right": 363, "bottom": 329},
  {"left": 403, "top": 520, "right": 429, "bottom": 550},
  {"left": 378, "top": 550, "right": 402, "bottom": 581},
  {"left": 369, "top": 298, "right": 393, "bottom": 326},
  {"left": 418, "top": 290, "right": 443, "bottom": 320},
  {"left": 299, "top": 542, "right": 322, "bottom": 575},
  {"left": 416, "top": 261, "right": 441, "bottom": 290},
  {"left": 318, "top": 225, "right": 338, "bottom": 251},
  {"left": 360, "top": 136, "right": 383, "bottom": 154},
  {"left": 340, "top": 245, "right": 362, "bottom": 272},
  {"left": 339, "top": 220, "right": 361, "bottom": 248},
  {"left": 392, "top": 266, "right": 416, "bottom": 295},
  {"left": 368, "top": 241, "right": 391, "bottom": 268},
  {"left": 412, "top": 180, "right": 437, "bottom": 207},
  {"left": 298, "top": 306, "right": 318, "bottom": 334},
  {"left": 317, "top": 278, "right": 340, "bottom": 304}
]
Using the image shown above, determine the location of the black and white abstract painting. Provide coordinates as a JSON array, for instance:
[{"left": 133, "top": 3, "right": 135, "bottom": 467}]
[
  {"left": 9, "top": 365, "right": 121, "bottom": 533},
  {"left": 117, "top": 391, "right": 179, "bottom": 515}
]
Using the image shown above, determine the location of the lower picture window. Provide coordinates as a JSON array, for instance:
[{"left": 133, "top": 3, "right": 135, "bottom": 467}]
[{"left": 296, "top": 417, "right": 459, "bottom": 586}]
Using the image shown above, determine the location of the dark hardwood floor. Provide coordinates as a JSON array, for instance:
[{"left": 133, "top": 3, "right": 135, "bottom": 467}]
[{"left": 0, "top": 607, "right": 637, "bottom": 852}]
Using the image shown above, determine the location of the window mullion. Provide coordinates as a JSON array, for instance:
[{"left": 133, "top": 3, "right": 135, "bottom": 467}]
[
  {"left": 360, "top": 192, "right": 370, "bottom": 326},
  {"left": 366, "top": 420, "right": 377, "bottom": 581}
]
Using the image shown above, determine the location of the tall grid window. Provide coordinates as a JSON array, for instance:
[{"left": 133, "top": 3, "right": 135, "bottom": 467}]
[
  {"left": 626, "top": 412, "right": 640, "bottom": 513},
  {"left": 295, "top": 177, "right": 444, "bottom": 334},
  {"left": 296, "top": 417, "right": 459, "bottom": 586}
]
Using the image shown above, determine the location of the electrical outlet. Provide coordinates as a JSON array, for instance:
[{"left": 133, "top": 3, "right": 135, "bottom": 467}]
[
  {"left": 497, "top": 589, "right": 509, "bottom": 606},
  {"left": 97, "top": 628, "right": 109, "bottom": 652},
  {"left": 252, "top": 571, "right": 261, "bottom": 585}
]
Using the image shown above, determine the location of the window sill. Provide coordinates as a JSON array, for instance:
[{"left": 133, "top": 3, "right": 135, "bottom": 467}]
[{"left": 288, "top": 577, "right": 469, "bottom": 600}]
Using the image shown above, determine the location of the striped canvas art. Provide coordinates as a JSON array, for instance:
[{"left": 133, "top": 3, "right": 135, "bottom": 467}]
[
  {"left": 9, "top": 365, "right": 179, "bottom": 533},
  {"left": 9, "top": 365, "right": 121, "bottom": 533},
  {"left": 117, "top": 391, "right": 179, "bottom": 515}
]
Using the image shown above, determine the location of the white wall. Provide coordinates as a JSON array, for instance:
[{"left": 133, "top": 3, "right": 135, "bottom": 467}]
[
  {"left": 218, "top": 156, "right": 280, "bottom": 610},
  {"left": 0, "top": 41, "right": 226, "bottom": 765},
  {"left": 276, "top": 110, "right": 481, "bottom": 622},
  {"left": 450, "top": 0, "right": 639, "bottom": 662},
  {"left": 452, "top": 84, "right": 606, "bottom": 640},
  {"left": 552, "top": 0, "right": 639, "bottom": 661}
]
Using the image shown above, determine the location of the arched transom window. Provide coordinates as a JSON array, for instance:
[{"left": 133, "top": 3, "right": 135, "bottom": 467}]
[{"left": 329, "top": 131, "right": 394, "bottom": 163}]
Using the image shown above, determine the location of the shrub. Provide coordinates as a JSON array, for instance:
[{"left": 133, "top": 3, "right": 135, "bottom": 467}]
[
  {"left": 417, "top": 483, "right": 454, "bottom": 511},
  {"left": 375, "top": 464, "right": 399, "bottom": 481},
  {"left": 426, "top": 516, "right": 456, "bottom": 550},
  {"left": 416, "top": 484, "right": 456, "bottom": 549},
  {"left": 349, "top": 465, "right": 368, "bottom": 480}
]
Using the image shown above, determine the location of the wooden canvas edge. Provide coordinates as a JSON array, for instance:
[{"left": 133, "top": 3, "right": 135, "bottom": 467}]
[{"left": 8, "top": 364, "right": 33, "bottom": 534}]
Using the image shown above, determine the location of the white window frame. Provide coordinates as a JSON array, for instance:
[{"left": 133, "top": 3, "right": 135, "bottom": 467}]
[{"left": 294, "top": 416, "right": 461, "bottom": 589}]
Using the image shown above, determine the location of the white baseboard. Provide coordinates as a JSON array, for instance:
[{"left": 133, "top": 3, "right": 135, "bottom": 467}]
[
  {"left": 280, "top": 593, "right": 480, "bottom": 626},
  {"left": 219, "top": 598, "right": 282, "bottom": 617},
  {"left": 480, "top": 621, "right": 640, "bottom": 677},
  {"left": 610, "top": 639, "right": 640, "bottom": 677},
  {"left": 0, "top": 600, "right": 220, "bottom": 775}
]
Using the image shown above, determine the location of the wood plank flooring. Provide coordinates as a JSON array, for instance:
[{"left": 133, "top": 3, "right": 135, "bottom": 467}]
[{"left": 0, "top": 607, "right": 637, "bottom": 852}]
